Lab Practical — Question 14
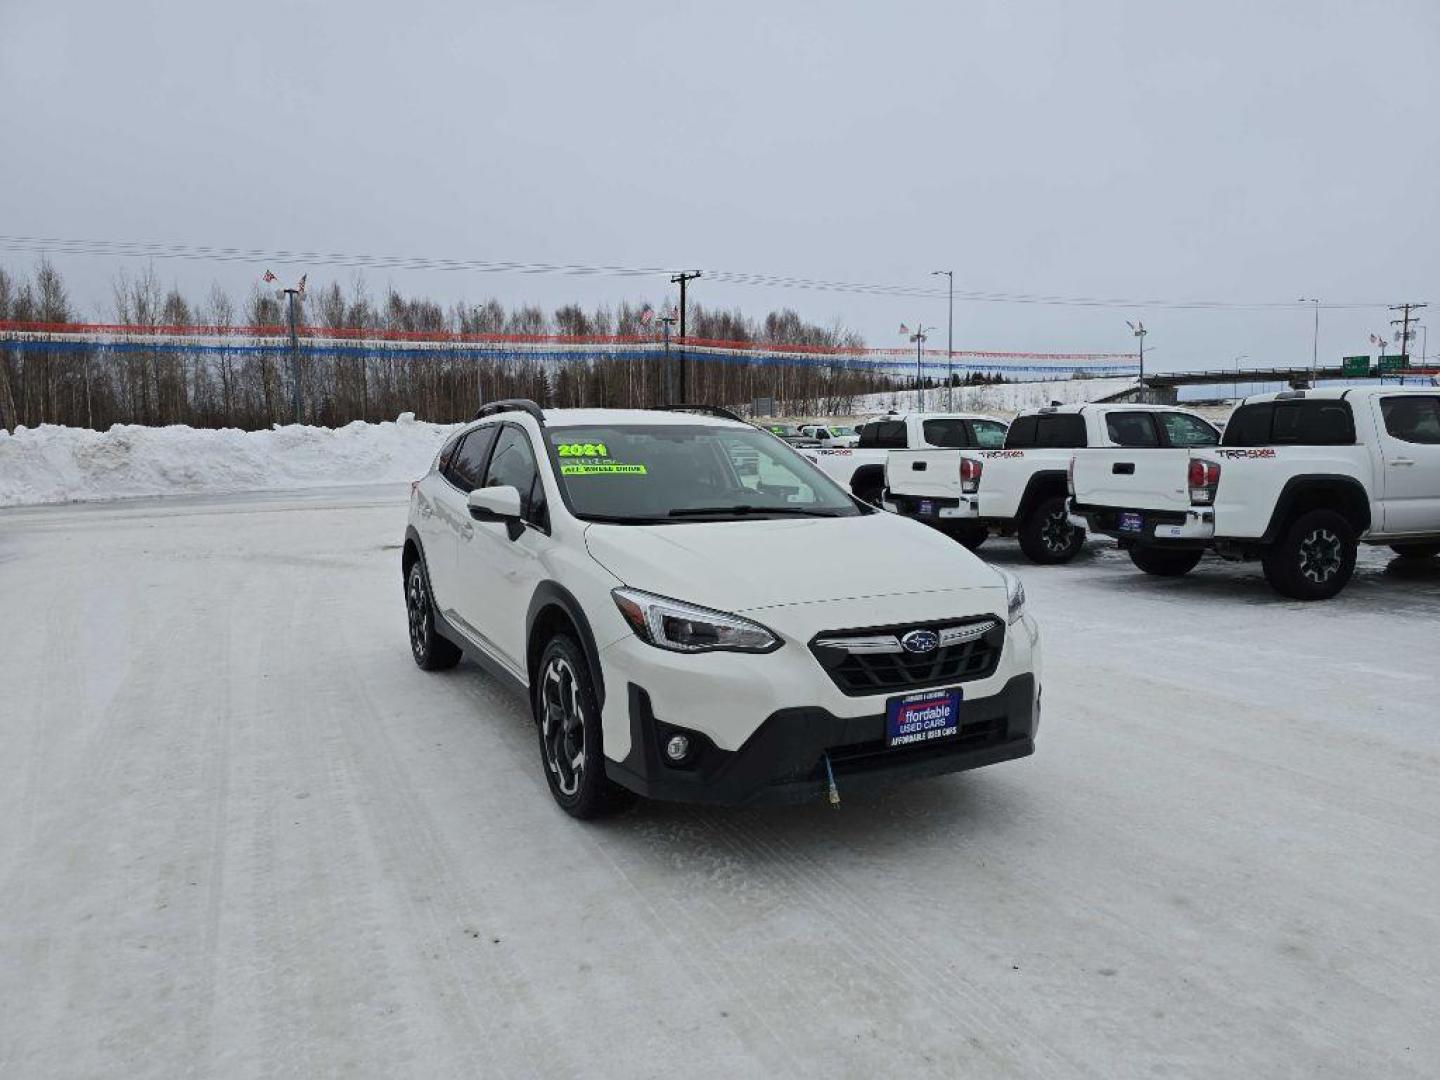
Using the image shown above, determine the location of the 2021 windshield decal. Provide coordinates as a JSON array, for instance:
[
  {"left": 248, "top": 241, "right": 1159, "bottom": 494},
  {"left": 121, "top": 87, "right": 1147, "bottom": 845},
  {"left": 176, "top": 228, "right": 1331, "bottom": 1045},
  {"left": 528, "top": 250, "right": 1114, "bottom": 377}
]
[{"left": 556, "top": 442, "right": 609, "bottom": 457}]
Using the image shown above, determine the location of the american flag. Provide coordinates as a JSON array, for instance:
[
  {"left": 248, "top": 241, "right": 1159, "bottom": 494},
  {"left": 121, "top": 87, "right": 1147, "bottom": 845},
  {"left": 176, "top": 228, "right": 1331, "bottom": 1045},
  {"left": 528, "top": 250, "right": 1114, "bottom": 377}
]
[
  {"left": 638, "top": 305, "right": 654, "bottom": 327},
  {"left": 262, "top": 269, "right": 277, "bottom": 283},
  {"left": 297, "top": 274, "right": 307, "bottom": 298},
  {"left": 899, "top": 323, "right": 910, "bottom": 336}
]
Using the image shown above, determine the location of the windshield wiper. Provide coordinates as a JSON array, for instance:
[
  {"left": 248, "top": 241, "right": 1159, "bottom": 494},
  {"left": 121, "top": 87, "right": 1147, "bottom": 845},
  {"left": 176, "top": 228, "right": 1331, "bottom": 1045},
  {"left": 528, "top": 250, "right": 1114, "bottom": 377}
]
[{"left": 668, "top": 505, "right": 845, "bottom": 518}]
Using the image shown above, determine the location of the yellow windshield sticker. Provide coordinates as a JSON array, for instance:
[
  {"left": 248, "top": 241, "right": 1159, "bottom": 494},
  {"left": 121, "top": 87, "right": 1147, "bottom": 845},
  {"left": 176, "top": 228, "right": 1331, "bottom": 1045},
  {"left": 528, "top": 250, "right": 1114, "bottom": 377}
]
[
  {"left": 556, "top": 442, "right": 609, "bottom": 457},
  {"left": 560, "top": 461, "right": 648, "bottom": 476}
]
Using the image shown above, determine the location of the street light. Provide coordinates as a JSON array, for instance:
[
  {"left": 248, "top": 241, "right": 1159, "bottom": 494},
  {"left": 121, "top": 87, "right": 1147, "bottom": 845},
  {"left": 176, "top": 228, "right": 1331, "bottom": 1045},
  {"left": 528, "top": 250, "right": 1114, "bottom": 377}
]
[
  {"left": 1126, "top": 320, "right": 1147, "bottom": 400},
  {"left": 1298, "top": 297, "right": 1321, "bottom": 384},
  {"left": 901, "top": 323, "right": 934, "bottom": 411},
  {"left": 931, "top": 270, "right": 954, "bottom": 409}
]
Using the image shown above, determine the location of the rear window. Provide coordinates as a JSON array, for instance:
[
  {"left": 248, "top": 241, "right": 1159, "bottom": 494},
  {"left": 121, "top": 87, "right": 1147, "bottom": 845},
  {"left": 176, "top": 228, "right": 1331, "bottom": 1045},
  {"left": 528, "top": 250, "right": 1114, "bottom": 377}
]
[
  {"left": 1105, "top": 412, "right": 1160, "bottom": 447},
  {"left": 858, "top": 420, "right": 907, "bottom": 449},
  {"left": 1223, "top": 400, "right": 1355, "bottom": 446},
  {"left": 1004, "top": 413, "right": 1085, "bottom": 449}
]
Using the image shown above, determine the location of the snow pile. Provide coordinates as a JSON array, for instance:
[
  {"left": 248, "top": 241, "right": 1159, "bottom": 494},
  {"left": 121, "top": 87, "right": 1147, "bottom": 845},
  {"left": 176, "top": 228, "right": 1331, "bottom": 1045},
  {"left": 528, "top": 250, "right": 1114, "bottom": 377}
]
[
  {"left": 0, "top": 414, "right": 459, "bottom": 508},
  {"left": 848, "top": 377, "right": 1136, "bottom": 419}
]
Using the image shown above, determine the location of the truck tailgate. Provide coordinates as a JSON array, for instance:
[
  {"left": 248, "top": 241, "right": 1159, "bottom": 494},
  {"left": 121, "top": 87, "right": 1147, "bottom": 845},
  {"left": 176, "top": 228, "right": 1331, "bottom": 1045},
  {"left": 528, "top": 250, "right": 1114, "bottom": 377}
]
[
  {"left": 1070, "top": 448, "right": 1192, "bottom": 511},
  {"left": 885, "top": 450, "right": 960, "bottom": 499}
]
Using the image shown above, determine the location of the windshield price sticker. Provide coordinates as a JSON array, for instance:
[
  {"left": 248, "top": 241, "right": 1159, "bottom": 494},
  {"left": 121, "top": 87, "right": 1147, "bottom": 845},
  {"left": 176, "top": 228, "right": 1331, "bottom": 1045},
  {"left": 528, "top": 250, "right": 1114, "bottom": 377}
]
[{"left": 560, "top": 460, "right": 648, "bottom": 476}]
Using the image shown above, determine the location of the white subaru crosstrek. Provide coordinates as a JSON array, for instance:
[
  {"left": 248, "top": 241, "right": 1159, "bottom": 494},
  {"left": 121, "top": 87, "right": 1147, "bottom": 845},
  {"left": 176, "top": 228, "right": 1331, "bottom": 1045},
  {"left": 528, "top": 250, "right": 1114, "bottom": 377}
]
[{"left": 403, "top": 400, "right": 1042, "bottom": 818}]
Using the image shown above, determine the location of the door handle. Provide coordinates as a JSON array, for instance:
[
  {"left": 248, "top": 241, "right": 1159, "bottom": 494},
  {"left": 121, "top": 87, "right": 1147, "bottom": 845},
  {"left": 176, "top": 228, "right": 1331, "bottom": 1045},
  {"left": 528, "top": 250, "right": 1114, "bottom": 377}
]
[
  {"left": 912, "top": 461, "right": 927, "bottom": 471},
  {"left": 1113, "top": 462, "right": 1135, "bottom": 475},
  {"left": 1390, "top": 458, "right": 1416, "bottom": 467}
]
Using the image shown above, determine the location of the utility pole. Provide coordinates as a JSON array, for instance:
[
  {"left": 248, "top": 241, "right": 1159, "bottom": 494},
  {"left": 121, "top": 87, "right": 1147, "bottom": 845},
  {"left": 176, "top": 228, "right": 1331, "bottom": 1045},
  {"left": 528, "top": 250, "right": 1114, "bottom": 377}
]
[
  {"left": 670, "top": 271, "right": 701, "bottom": 401},
  {"left": 1298, "top": 297, "right": 1320, "bottom": 384},
  {"left": 932, "top": 270, "right": 954, "bottom": 409},
  {"left": 282, "top": 284, "right": 306, "bottom": 424},
  {"left": 658, "top": 314, "right": 677, "bottom": 405},
  {"left": 1126, "top": 320, "right": 1147, "bottom": 402},
  {"left": 1390, "top": 302, "right": 1427, "bottom": 382}
]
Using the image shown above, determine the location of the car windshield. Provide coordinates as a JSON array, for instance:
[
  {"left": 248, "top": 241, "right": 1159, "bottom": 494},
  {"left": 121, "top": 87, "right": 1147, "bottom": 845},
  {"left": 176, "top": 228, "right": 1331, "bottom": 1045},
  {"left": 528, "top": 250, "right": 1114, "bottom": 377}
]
[
  {"left": 831, "top": 425, "right": 856, "bottom": 436},
  {"left": 767, "top": 423, "right": 802, "bottom": 437},
  {"left": 548, "top": 424, "right": 863, "bottom": 523}
]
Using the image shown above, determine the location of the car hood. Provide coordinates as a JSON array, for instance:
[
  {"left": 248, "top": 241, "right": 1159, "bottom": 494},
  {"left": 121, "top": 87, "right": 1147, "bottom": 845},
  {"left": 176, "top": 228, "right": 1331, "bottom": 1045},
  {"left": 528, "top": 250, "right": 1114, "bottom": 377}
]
[{"left": 583, "top": 512, "right": 1003, "bottom": 613}]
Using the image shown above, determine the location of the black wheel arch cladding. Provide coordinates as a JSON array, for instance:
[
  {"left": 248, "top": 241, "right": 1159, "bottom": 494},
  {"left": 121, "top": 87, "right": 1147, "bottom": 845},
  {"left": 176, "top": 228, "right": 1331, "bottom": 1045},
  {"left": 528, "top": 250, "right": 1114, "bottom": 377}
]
[{"left": 526, "top": 580, "right": 607, "bottom": 708}]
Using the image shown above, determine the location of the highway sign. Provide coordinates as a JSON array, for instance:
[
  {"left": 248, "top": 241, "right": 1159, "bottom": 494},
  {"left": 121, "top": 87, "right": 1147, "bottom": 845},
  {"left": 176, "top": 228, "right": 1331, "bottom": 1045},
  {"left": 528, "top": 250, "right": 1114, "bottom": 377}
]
[
  {"left": 1378, "top": 355, "right": 1409, "bottom": 372},
  {"left": 1341, "top": 356, "right": 1369, "bottom": 377}
]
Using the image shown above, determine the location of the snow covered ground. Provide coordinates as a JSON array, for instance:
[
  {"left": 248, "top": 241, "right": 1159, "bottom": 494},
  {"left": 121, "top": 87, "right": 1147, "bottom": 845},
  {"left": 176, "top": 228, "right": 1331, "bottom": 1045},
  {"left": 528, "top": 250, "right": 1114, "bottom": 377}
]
[
  {"left": 848, "top": 376, "right": 1136, "bottom": 418},
  {"left": 2, "top": 487, "right": 1437, "bottom": 1078},
  {"left": 0, "top": 415, "right": 456, "bottom": 508}
]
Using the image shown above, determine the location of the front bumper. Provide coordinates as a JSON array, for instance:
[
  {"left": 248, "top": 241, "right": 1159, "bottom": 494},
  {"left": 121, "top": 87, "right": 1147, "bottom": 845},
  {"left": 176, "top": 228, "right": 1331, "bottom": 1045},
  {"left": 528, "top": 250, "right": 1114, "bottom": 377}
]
[
  {"left": 1068, "top": 501, "right": 1216, "bottom": 545},
  {"left": 605, "top": 673, "right": 1039, "bottom": 806}
]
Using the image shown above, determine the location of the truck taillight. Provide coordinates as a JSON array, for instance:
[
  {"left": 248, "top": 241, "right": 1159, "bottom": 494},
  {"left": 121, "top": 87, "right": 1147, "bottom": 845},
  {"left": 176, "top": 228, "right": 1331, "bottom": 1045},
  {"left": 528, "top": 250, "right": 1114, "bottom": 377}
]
[
  {"left": 959, "top": 457, "right": 982, "bottom": 494},
  {"left": 1188, "top": 459, "right": 1220, "bottom": 504}
]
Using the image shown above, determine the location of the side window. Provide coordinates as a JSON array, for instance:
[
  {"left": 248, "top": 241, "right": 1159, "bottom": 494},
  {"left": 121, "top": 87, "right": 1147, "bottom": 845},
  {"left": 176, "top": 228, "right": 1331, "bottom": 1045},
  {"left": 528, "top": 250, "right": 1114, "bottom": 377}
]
[
  {"left": 447, "top": 425, "right": 500, "bottom": 491},
  {"left": 1272, "top": 401, "right": 1355, "bottom": 445},
  {"left": 921, "top": 418, "right": 970, "bottom": 448},
  {"left": 436, "top": 430, "right": 465, "bottom": 474},
  {"left": 1035, "top": 414, "right": 1087, "bottom": 448},
  {"left": 1105, "top": 412, "right": 1160, "bottom": 448},
  {"left": 1222, "top": 404, "right": 1273, "bottom": 447},
  {"left": 969, "top": 420, "right": 1008, "bottom": 448},
  {"left": 484, "top": 426, "right": 546, "bottom": 526},
  {"left": 859, "top": 420, "right": 906, "bottom": 449},
  {"left": 1004, "top": 415, "right": 1038, "bottom": 449},
  {"left": 1158, "top": 412, "right": 1220, "bottom": 447},
  {"left": 1380, "top": 397, "right": 1440, "bottom": 445}
]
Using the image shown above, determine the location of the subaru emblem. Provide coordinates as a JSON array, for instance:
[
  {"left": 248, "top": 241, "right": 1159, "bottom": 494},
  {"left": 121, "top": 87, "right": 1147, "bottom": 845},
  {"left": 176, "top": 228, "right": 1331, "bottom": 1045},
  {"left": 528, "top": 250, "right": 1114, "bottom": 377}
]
[{"left": 900, "top": 629, "right": 940, "bottom": 654}]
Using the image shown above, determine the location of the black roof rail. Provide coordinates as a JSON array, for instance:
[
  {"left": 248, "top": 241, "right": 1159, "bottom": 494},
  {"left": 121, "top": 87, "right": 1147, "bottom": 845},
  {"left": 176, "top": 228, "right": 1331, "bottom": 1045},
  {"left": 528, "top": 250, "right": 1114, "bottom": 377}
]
[
  {"left": 475, "top": 398, "right": 546, "bottom": 423},
  {"left": 651, "top": 404, "right": 748, "bottom": 424}
]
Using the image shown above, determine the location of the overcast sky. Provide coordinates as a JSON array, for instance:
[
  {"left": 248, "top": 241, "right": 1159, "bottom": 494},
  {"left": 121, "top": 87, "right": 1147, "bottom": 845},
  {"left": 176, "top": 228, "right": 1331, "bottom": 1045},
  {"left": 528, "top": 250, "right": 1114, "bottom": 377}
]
[{"left": 2, "top": 0, "right": 1436, "bottom": 373}]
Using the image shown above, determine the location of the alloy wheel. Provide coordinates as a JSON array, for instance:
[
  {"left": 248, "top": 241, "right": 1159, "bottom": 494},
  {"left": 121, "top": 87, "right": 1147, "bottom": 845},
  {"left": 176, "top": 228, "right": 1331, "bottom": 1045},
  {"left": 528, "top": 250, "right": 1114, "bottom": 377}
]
[
  {"left": 541, "top": 655, "right": 586, "bottom": 797},
  {"left": 1298, "top": 528, "right": 1342, "bottom": 583},
  {"left": 1042, "top": 509, "right": 1076, "bottom": 554},
  {"left": 407, "top": 565, "right": 429, "bottom": 660}
]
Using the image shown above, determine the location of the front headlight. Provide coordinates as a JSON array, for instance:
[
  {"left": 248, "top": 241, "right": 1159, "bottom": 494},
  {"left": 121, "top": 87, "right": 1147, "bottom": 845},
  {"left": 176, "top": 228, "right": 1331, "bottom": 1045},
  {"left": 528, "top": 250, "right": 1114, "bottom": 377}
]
[
  {"left": 997, "top": 569, "right": 1026, "bottom": 625},
  {"left": 612, "top": 588, "right": 782, "bottom": 654}
]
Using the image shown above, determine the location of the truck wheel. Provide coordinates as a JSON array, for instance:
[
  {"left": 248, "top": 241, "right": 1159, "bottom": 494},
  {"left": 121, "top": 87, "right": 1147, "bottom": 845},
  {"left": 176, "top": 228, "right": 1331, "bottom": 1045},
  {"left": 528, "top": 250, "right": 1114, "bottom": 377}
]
[
  {"left": 852, "top": 474, "right": 883, "bottom": 506},
  {"left": 533, "top": 634, "right": 634, "bottom": 819},
  {"left": 1017, "top": 495, "right": 1084, "bottom": 564},
  {"left": 1128, "top": 546, "right": 1203, "bottom": 576},
  {"left": 1261, "top": 510, "right": 1357, "bottom": 601},
  {"left": 406, "top": 560, "right": 463, "bottom": 671},
  {"left": 1390, "top": 542, "right": 1440, "bottom": 559}
]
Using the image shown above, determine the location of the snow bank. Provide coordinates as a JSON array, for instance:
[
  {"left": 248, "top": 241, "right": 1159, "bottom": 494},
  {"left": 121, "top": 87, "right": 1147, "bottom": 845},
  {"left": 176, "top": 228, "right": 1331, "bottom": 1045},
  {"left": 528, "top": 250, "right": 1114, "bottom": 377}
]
[
  {"left": 0, "top": 415, "right": 459, "bottom": 508},
  {"left": 847, "top": 377, "right": 1136, "bottom": 419}
]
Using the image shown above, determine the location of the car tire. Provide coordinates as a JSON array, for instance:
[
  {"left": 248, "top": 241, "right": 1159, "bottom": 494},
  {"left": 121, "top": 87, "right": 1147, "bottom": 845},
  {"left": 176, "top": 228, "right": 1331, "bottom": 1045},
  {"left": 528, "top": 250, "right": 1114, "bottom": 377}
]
[
  {"left": 1390, "top": 542, "right": 1440, "bottom": 559},
  {"left": 1017, "top": 495, "right": 1085, "bottom": 564},
  {"left": 533, "top": 634, "right": 634, "bottom": 820},
  {"left": 1261, "top": 509, "right": 1357, "bottom": 601},
  {"left": 406, "top": 559, "right": 462, "bottom": 671},
  {"left": 1128, "top": 546, "right": 1204, "bottom": 576},
  {"left": 852, "top": 475, "right": 883, "bottom": 507}
]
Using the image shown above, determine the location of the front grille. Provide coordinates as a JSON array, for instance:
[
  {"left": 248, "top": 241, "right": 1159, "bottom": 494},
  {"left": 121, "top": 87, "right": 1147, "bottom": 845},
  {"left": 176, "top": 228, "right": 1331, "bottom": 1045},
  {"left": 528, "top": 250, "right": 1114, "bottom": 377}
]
[{"left": 809, "top": 616, "right": 1004, "bottom": 696}]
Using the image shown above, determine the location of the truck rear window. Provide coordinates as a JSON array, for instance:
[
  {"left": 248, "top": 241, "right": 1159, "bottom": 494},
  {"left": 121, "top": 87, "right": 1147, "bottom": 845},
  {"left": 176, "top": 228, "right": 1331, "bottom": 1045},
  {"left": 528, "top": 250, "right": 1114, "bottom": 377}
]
[
  {"left": 858, "top": 420, "right": 906, "bottom": 449},
  {"left": 1222, "top": 400, "right": 1356, "bottom": 446},
  {"left": 1004, "top": 413, "right": 1085, "bottom": 449},
  {"left": 1105, "top": 412, "right": 1160, "bottom": 447}
]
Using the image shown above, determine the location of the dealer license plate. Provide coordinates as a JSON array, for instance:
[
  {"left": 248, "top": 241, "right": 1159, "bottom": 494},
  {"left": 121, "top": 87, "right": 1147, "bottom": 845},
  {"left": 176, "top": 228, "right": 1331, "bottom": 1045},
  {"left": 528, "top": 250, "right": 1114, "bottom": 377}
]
[
  {"left": 919, "top": 499, "right": 935, "bottom": 516},
  {"left": 886, "top": 688, "right": 962, "bottom": 748},
  {"left": 1118, "top": 511, "right": 1144, "bottom": 533}
]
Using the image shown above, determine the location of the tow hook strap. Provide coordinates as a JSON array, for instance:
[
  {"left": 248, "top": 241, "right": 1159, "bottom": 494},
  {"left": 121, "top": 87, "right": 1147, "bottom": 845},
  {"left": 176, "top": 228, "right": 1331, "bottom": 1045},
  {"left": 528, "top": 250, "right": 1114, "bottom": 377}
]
[{"left": 823, "top": 751, "right": 840, "bottom": 808}]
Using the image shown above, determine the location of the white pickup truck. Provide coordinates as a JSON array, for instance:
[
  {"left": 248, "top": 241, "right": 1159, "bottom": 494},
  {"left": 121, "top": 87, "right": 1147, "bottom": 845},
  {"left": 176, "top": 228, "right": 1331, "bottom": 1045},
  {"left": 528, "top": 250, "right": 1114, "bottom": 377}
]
[
  {"left": 884, "top": 403, "right": 1220, "bottom": 561},
  {"left": 804, "top": 412, "right": 1009, "bottom": 505},
  {"left": 1067, "top": 387, "right": 1440, "bottom": 599}
]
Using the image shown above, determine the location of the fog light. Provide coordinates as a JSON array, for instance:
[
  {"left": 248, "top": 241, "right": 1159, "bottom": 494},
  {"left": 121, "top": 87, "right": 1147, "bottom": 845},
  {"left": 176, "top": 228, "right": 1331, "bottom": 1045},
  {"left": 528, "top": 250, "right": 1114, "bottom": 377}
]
[{"left": 665, "top": 734, "right": 691, "bottom": 762}]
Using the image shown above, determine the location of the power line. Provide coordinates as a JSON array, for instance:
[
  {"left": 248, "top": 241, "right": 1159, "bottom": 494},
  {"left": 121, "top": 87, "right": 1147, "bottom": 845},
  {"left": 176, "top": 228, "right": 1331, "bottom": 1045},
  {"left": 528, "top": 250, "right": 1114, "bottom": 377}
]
[{"left": 0, "top": 234, "right": 1408, "bottom": 312}]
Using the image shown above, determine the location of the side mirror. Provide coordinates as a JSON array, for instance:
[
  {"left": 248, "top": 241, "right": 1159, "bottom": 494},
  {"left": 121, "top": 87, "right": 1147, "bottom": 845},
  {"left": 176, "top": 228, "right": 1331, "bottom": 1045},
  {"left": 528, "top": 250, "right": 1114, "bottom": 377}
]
[{"left": 468, "top": 485, "right": 522, "bottom": 522}]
